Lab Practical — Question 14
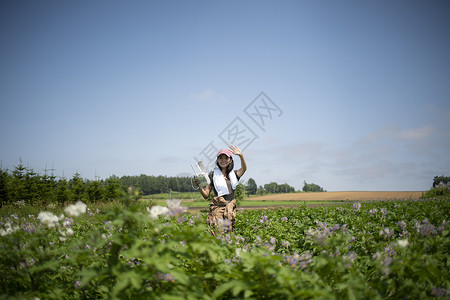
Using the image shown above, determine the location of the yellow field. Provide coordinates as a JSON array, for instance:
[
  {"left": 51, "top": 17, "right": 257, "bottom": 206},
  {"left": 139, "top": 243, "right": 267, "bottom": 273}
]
[{"left": 247, "top": 191, "right": 424, "bottom": 201}]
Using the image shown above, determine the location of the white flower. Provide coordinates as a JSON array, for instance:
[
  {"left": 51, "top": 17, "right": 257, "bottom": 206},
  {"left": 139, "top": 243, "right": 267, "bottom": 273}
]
[
  {"left": 38, "top": 212, "right": 60, "bottom": 228},
  {"left": 64, "top": 201, "right": 87, "bottom": 217},
  {"left": 66, "top": 228, "right": 74, "bottom": 236},
  {"left": 217, "top": 218, "right": 232, "bottom": 232},
  {"left": 166, "top": 199, "right": 182, "bottom": 209},
  {"left": 235, "top": 248, "right": 242, "bottom": 257},
  {"left": 397, "top": 239, "right": 409, "bottom": 248},
  {"left": 147, "top": 206, "right": 169, "bottom": 220},
  {"left": 0, "top": 222, "right": 16, "bottom": 236},
  {"left": 165, "top": 199, "right": 187, "bottom": 217}
]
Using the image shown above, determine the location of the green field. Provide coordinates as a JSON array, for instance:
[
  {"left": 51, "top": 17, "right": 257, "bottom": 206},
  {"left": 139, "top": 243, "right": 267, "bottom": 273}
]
[
  {"left": 140, "top": 192, "right": 309, "bottom": 202},
  {"left": 141, "top": 192, "right": 353, "bottom": 208},
  {"left": 149, "top": 199, "right": 339, "bottom": 208},
  {"left": 1, "top": 196, "right": 448, "bottom": 299}
]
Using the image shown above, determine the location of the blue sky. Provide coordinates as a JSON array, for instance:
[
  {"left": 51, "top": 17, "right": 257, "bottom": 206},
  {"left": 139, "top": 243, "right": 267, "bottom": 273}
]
[{"left": 1, "top": 0, "right": 449, "bottom": 191}]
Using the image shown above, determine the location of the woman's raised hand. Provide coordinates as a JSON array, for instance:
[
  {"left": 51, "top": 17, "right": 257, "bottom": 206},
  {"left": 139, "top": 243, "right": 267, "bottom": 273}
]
[{"left": 229, "top": 145, "right": 243, "bottom": 156}]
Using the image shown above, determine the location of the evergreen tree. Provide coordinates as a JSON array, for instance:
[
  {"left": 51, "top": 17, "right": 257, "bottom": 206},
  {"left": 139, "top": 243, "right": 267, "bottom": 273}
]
[
  {"left": 70, "top": 173, "right": 86, "bottom": 202},
  {"left": 39, "top": 168, "right": 57, "bottom": 203},
  {"left": 10, "top": 162, "right": 27, "bottom": 203},
  {"left": 105, "top": 176, "right": 123, "bottom": 201},
  {"left": 0, "top": 168, "right": 10, "bottom": 206},
  {"left": 23, "top": 167, "right": 40, "bottom": 205},
  {"left": 56, "top": 177, "right": 71, "bottom": 205},
  {"left": 87, "top": 179, "right": 105, "bottom": 203}
]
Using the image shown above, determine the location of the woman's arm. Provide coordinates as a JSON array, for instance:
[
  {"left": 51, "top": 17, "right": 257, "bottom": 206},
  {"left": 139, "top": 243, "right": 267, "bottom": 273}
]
[
  {"left": 199, "top": 184, "right": 212, "bottom": 199},
  {"left": 230, "top": 145, "right": 247, "bottom": 178}
]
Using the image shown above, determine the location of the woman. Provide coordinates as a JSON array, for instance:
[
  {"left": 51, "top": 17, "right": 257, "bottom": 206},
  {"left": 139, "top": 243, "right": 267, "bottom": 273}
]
[{"left": 194, "top": 145, "right": 247, "bottom": 233}]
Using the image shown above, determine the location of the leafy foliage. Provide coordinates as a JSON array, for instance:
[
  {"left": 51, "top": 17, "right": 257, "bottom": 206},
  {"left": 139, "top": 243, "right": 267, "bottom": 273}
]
[
  {"left": 1, "top": 196, "right": 449, "bottom": 299},
  {"left": 433, "top": 175, "right": 450, "bottom": 187},
  {"left": 245, "top": 178, "right": 258, "bottom": 195},
  {"left": 422, "top": 187, "right": 450, "bottom": 198},
  {"left": 422, "top": 175, "right": 450, "bottom": 199},
  {"left": 302, "top": 181, "right": 325, "bottom": 192}
]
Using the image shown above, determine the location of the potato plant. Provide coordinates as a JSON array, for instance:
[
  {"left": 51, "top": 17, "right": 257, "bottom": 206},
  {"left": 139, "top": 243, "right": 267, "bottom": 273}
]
[{"left": 0, "top": 197, "right": 448, "bottom": 299}]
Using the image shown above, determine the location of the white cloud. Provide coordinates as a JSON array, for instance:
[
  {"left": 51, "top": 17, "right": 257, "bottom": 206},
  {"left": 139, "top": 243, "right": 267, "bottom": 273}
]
[
  {"left": 396, "top": 126, "right": 433, "bottom": 140},
  {"left": 359, "top": 125, "right": 433, "bottom": 144},
  {"left": 332, "top": 161, "right": 416, "bottom": 182}
]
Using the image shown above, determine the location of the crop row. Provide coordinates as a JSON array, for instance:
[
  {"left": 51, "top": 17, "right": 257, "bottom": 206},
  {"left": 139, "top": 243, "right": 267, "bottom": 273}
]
[{"left": 0, "top": 197, "right": 449, "bottom": 299}]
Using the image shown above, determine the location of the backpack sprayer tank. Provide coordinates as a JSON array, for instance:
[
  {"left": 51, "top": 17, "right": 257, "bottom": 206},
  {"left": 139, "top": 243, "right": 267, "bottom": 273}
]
[{"left": 191, "top": 161, "right": 211, "bottom": 186}]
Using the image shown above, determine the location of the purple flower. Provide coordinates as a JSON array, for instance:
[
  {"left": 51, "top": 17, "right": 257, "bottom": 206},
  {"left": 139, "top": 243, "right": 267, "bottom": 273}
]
[
  {"left": 369, "top": 208, "right": 378, "bottom": 216},
  {"left": 264, "top": 243, "right": 275, "bottom": 251},
  {"left": 438, "top": 219, "right": 449, "bottom": 233},
  {"left": 87, "top": 208, "right": 94, "bottom": 217},
  {"left": 347, "top": 251, "right": 357, "bottom": 262},
  {"left": 380, "top": 227, "right": 395, "bottom": 239},
  {"left": 398, "top": 220, "right": 407, "bottom": 230},
  {"left": 255, "top": 235, "right": 262, "bottom": 246},
  {"left": 22, "top": 223, "right": 36, "bottom": 233},
  {"left": 384, "top": 245, "right": 397, "bottom": 257},
  {"left": 414, "top": 219, "right": 437, "bottom": 237},
  {"left": 63, "top": 218, "right": 74, "bottom": 228},
  {"left": 155, "top": 272, "right": 176, "bottom": 282},
  {"left": 431, "top": 287, "right": 449, "bottom": 297},
  {"left": 260, "top": 215, "right": 268, "bottom": 224},
  {"left": 281, "top": 240, "right": 290, "bottom": 248},
  {"left": 383, "top": 256, "right": 393, "bottom": 266},
  {"left": 331, "top": 224, "right": 340, "bottom": 231},
  {"left": 352, "top": 203, "right": 361, "bottom": 212},
  {"left": 74, "top": 280, "right": 82, "bottom": 289}
]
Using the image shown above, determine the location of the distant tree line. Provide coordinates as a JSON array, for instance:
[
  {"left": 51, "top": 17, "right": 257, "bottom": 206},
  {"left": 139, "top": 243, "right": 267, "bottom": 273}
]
[
  {"left": 242, "top": 178, "right": 296, "bottom": 195},
  {"left": 118, "top": 175, "right": 194, "bottom": 195},
  {"left": 0, "top": 163, "right": 122, "bottom": 207},
  {"left": 118, "top": 175, "right": 298, "bottom": 196},
  {"left": 0, "top": 162, "right": 326, "bottom": 206},
  {"left": 260, "top": 182, "right": 296, "bottom": 194}
]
